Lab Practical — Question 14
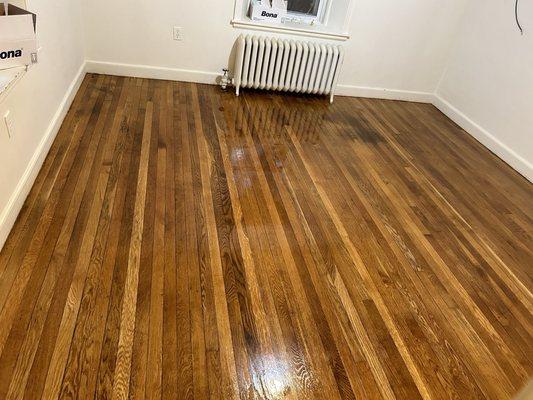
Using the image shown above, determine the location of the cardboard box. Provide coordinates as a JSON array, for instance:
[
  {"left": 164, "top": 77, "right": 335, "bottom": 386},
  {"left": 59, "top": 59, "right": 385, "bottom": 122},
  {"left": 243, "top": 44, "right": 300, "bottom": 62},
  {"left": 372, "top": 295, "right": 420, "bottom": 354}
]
[
  {"left": 249, "top": 0, "right": 287, "bottom": 23},
  {"left": 0, "top": 3, "right": 37, "bottom": 69}
]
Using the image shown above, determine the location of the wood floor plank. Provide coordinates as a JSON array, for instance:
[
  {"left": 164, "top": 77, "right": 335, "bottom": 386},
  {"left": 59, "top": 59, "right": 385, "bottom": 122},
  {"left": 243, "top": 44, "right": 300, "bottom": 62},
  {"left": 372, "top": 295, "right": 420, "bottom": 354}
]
[
  {"left": 7, "top": 74, "right": 128, "bottom": 400},
  {"left": 315, "top": 121, "right": 488, "bottom": 398},
  {"left": 173, "top": 81, "right": 195, "bottom": 400},
  {"left": 146, "top": 80, "right": 167, "bottom": 400},
  {"left": 128, "top": 79, "right": 158, "bottom": 400},
  {"left": 194, "top": 85, "right": 240, "bottom": 399},
  {"left": 162, "top": 81, "right": 179, "bottom": 400},
  {"left": 309, "top": 98, "right": 498, "bottom": 398},
  {"left": 40, "top": 75, "right": 134, "bottom": 400},
  {"left": 241, "top": 95, "right": 347, "bottom": 400},
  {"left": 111, "top": 98, "right": 154, "bottom": 400},
  {"left": 0, "top": 76, "right": 531, "bottom": 400},
  {"left": 0, "top": 76, "right": 91, "bottom": 279},
  {"left": 237, "top": 97, "right": 375, "bottom": 400},
  {"left": 0, "top": 75, "right": 104, "bottom": 316},
  {"left": 0, "top": 74, "right": 114, "bottom": 385},
  {"left": 55, "top": 78, "right": 146, "bottom": 400},
  {"left": 21, "top": 76, "right": 129, "bottom": 400},
  {"left": 324, "top": 97, "right": 521, "bottom": 388},
  {"left": 221, "top": 95, "right": 312, "bottom": 400},
  {"left": 282, "top": 123, "right": 432, "bottom": 400}
]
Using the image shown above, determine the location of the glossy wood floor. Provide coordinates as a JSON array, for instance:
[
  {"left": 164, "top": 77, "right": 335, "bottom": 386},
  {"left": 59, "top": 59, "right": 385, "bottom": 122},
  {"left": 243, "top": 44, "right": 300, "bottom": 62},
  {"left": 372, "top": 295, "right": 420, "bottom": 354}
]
[{"left": 0, "top": 74, "right": 532, "bottom": 400}]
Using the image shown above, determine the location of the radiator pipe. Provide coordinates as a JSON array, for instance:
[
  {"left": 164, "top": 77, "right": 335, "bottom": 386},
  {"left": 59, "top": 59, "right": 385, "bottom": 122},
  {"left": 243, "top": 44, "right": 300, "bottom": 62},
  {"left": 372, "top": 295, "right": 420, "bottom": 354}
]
[{"left": 220, "top": 68, "right": 232, "bottom": 91}]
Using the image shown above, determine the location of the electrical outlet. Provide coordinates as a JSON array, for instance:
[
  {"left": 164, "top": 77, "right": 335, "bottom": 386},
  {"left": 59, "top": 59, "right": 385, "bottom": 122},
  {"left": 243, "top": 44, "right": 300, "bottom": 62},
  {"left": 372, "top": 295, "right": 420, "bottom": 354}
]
[
  {"left": 4, "top": 111, "right": 14, "bottom": 139},
  {"left": 173, "top": 26, "right": 183, "bottom": 41}
]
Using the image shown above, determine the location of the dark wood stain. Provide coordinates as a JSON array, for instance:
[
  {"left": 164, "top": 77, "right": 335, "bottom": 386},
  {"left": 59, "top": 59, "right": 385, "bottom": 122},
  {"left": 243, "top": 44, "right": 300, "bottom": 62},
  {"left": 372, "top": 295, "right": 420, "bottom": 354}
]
[{"left": 0, "top": 74, "right": 531, "bottom": 399}]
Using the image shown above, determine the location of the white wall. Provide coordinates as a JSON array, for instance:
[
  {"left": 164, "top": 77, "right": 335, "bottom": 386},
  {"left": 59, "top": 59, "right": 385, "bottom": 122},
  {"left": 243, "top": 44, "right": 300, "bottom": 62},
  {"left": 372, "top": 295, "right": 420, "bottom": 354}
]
[
  {"left": 436, "top": 0, "right": 533, "bottom": 181},
  {"left": 341, "top": 0, "right": 467, "bottom": 94},
  {"left": 0, "top": 0, "right": 86, "bottom": 248},
  {"left": 82, "top": 0, "right": 468, "bottom": 97}
]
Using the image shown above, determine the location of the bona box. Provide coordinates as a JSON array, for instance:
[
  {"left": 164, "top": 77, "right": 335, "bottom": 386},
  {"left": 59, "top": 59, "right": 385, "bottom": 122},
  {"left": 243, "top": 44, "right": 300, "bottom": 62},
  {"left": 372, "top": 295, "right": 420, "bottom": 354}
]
[
  {"left": 0, "top": 3, "right": 37, "bottom": 69},
  {"left": 249, "top": 0, "right": 287, "bottom": 23}
]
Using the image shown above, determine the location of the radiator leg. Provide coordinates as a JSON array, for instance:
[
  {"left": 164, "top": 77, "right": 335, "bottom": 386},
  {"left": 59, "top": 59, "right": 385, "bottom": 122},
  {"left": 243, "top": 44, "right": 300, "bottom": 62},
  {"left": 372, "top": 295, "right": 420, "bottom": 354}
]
[
  {"left": 329, "top": 93, "right": 334, "bottom": 104},
  {"left": 236, "top": 86, "right": 240, "bottom": 97}
]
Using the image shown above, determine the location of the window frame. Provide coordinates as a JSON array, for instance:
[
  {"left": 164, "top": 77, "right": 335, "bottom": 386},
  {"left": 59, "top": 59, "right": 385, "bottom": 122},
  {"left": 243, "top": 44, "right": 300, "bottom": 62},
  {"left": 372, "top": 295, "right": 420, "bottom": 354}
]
[
  {"left": 284, "top": 0, "right": 329, "bottom": 25},
  {"left": 231, "top": 0, "right": 354, "bottom": 41}
]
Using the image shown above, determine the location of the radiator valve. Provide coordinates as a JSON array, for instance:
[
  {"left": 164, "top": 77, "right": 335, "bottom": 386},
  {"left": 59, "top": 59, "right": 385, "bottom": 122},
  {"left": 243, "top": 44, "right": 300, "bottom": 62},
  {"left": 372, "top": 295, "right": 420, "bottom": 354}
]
[{"left": 220, "top": 68, "right": 231, "bottom": 90}]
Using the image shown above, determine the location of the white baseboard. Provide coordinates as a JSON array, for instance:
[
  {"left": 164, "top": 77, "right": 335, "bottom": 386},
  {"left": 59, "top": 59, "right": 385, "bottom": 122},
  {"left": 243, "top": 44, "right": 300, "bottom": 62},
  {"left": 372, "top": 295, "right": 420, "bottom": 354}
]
[
  {"left": 85, "top": 60, "right": 220, "bottom": 85},
  {"left": 433, "top": 95, "right": 532, "bottom": 182},
  {"left": 336, "top": 84, "right": 434, "bottom": 103},
  {"left": 0, "top": 62, "right": 87, "bottom": 250},
  {"left": 86, "top": 61, "right": 436, "bottom": 104}
]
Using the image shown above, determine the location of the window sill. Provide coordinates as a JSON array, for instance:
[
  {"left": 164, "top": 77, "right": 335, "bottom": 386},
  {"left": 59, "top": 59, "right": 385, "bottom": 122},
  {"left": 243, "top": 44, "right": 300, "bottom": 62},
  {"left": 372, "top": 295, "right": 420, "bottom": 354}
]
[{"left": 231, "top": 18, "right": 350, "bottom": 41}]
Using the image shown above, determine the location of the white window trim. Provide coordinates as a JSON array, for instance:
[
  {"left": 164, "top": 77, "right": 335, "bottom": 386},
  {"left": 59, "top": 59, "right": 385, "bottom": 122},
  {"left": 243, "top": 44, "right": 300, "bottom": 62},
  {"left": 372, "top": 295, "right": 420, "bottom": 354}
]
[{"left": 231, "top": 0, "right": 355, "bottom": 41}]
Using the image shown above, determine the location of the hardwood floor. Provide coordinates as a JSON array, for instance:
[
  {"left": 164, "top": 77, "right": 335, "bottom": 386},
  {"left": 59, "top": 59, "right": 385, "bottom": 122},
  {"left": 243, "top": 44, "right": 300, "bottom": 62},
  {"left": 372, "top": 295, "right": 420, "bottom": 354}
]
[{"left": 0, "top": 73, "right": 531, "bottom": 399}]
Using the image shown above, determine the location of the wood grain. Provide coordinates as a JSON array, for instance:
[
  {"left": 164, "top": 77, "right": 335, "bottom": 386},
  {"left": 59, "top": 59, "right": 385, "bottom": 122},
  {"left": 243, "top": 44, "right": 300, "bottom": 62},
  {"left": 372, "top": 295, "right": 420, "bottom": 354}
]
[{"left": 0, "top": 75, "right": 531, "bottom": 399}]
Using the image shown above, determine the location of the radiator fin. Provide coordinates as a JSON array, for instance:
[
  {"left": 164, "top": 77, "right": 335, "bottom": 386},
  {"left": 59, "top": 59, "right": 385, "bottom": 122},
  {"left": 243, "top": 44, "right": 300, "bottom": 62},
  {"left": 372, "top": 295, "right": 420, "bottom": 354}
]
[{"left": 234, "top": 34, "right": 344, "bottom": 103}]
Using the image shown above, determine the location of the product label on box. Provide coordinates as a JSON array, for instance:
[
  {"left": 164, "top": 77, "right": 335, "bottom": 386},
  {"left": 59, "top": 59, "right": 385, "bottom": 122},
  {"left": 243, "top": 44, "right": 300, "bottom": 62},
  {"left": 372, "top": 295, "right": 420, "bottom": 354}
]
[
  {"left": 0, "top": 39, "right": 36, "bottom": 68},
  {"left": 0, "top": 49, "right": 23, "bottom": 60},
  {"left": 260, "top": 10, "right": 279, "bottom": 18},
  {"left": 249, "top": 0, "right": 286, "bottom": 22}
]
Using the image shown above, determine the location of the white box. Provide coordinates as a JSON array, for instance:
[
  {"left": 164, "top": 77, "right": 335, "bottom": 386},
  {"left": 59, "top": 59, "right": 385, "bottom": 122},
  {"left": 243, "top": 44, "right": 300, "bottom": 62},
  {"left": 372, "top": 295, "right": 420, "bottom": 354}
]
[
  {"left": 249, "top": 0, "right": 286, "bottom": 23},
  {"left": 0, "top": 4, "right": 37, "bottom": 69}
]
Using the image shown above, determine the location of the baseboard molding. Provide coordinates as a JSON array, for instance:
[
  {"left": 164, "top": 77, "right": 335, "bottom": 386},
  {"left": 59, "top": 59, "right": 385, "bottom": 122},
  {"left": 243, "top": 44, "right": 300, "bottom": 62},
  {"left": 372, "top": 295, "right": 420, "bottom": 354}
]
[
  {"left": 86, "top": 61, "right": 437, "bottom": 104},
  {"left": 85, "top": 60, "right": 220, "bottom": 85},
  {"left": 0, "top": 62, "right": 87, "bottom": 250},
  {"left": 433, "top": 95, "right": 532, "bottom": 183},
  {"left": 336, "top": 84, "right": 434, "bottom": 103}
]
